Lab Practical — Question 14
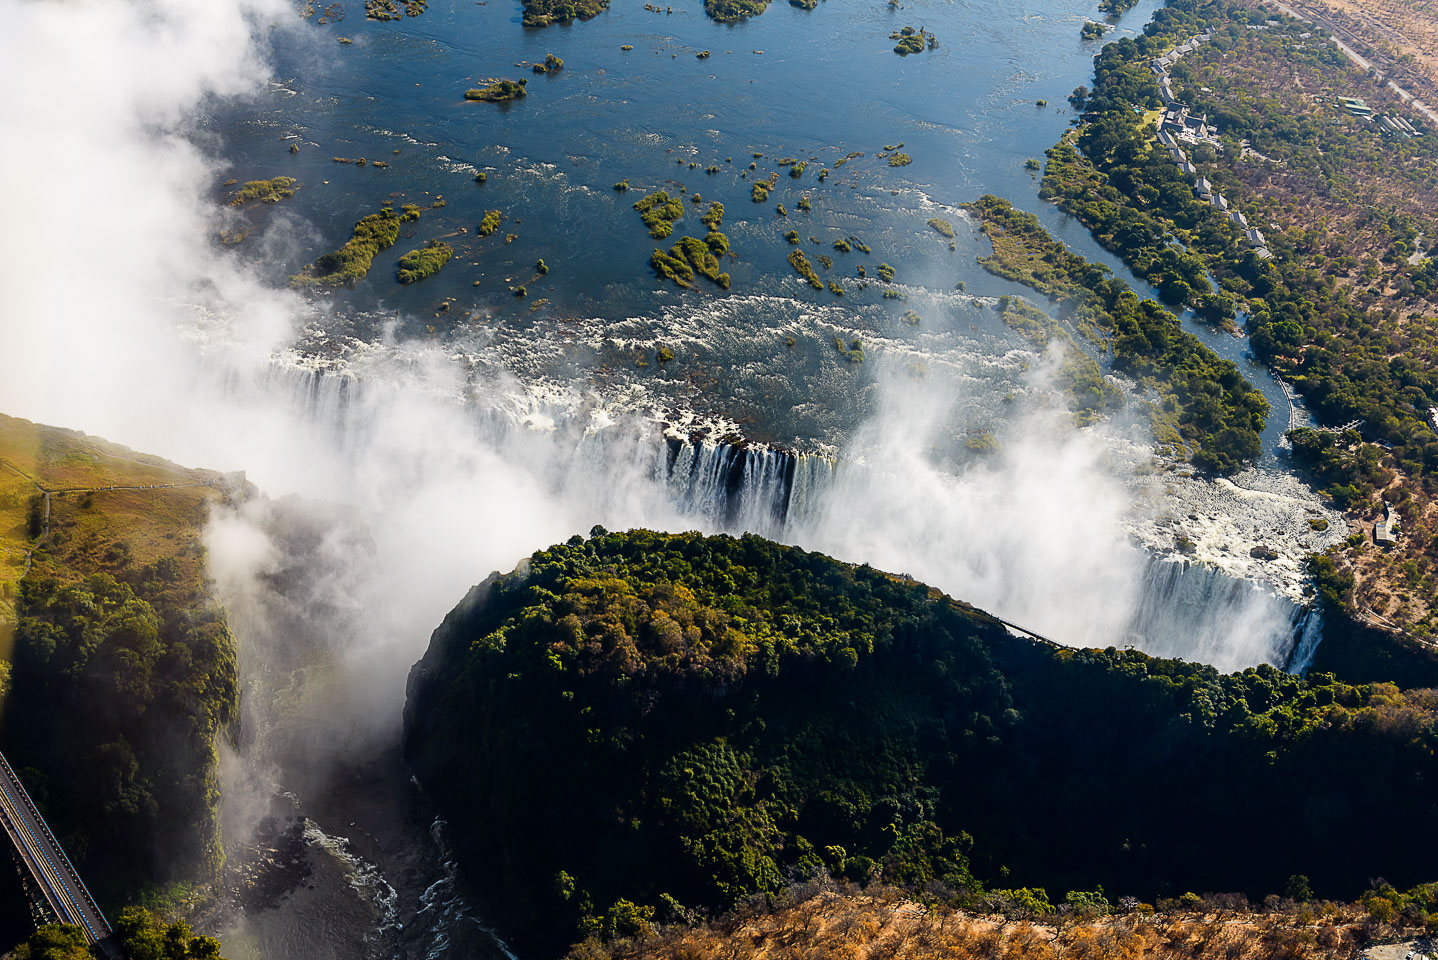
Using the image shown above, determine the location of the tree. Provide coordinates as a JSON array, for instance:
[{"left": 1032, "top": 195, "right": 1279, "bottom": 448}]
[
  {"left": 12, "top": 925, "right": 91, "bottom": 960},
  {"left": 116, "top": 906, "right": 229, "bottom": 960},
  {"left": 1284, "top": 874, "right": 1313, "bottom": 902}
]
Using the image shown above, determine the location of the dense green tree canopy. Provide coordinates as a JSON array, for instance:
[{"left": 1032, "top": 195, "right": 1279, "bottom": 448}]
[{"left": 405, "top": 529, "right": 1438, "bottom": 955}]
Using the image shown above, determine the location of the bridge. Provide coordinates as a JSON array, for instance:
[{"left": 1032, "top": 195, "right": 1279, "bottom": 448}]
[{"left": 0, "top": 749, "right": 117, "bottom": 954}]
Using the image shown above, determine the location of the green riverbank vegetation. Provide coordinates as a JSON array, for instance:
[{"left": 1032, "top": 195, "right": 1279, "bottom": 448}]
[
  {"left": 964, "top": 195, "right": 1266, "bottom": 471},
  {"left": 0, "top": 414, "right": 239, "bottom": 905},
  {"left": 1042, "top": 0, "right": 1438, "bottom": 634}
]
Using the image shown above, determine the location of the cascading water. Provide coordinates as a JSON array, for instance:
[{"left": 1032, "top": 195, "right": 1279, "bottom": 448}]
[
  {"left": 226, "top": 353, "right": 1327, "bottom": 675},
  {"left": 1121, "top": 556, "right": 1323, "bottom": 673}
]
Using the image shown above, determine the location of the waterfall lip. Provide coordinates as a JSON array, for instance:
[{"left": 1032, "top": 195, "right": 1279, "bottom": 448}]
[
  {"left": 223, "top": 329, "right": 1340, "bottom": 676},
  {"left": 249, "top": 344, "right": 1336, "bottom": 605}
]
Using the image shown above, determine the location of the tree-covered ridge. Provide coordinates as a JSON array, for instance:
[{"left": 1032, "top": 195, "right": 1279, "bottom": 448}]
[
  {"left": 405, "top": 529, "right": 1438, "bottom": 957},
  {"left": 966, "top": 196, "right": 1267, "bottom": 472},
  {"left": 0, "top": 414, "right": 240, "bottom": 906},
  {"left": 1041, "top": 0, "right": 1438, "bottom": 636}
]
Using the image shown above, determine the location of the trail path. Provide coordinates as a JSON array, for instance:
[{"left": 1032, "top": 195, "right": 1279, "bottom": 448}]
[{"left": 0, "top": 457, "right": 216, "bottom": 582}]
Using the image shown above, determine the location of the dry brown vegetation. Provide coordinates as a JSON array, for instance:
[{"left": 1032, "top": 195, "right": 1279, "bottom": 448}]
[
  {"left": 1148, "top": 6, "right": 1438, "bottom": 638},
  {"left": 1176, "top": 9, "right": 1438, "bottom": 320},
  {"left": 1330, "top": 466, "right": 1438, "bottom": 631},
  {"left": 1265, "top": 0, "right": 1438, "bottom": 106},
  {"left": 571, "top": 886, "right": 1374, "bottom": 960},
  {"left": 0, "top": 412, "right": 236, "bottom": 636}
]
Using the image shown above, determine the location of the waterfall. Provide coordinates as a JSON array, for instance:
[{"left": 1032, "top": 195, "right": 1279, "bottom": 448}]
[
  {"left": 655, "top": 440, "right": 809, "bottom": 536},
  {"left": 1122, "top": 556, "right": 1319, "bottom": 673},
  {"left": 220, "top": 353, "right": 1322, "bottom": 675},
  {"left": 1284, "top": 605, "right": 1325, "bottom": 675}
]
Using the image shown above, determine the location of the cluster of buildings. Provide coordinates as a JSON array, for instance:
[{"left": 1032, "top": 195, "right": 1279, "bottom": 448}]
[
  {"left": 1338, "top": 96, "right": 1425, "bottom": 138},
  {"left": 1151, "top": 33, "right": 1274, "bottom": 260}
]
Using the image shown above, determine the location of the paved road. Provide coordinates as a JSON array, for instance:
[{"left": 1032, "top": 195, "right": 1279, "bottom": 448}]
[{"left": 0, "top": 750, "right": 113, "bottom": 948}]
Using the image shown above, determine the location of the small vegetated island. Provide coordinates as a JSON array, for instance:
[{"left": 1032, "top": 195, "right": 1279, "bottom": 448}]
[
  {"left": 365, "top": 0, "right": 427, "bottom": 19},
  {"left": 650, "top": 201, "right": 729, "bottom": 290},
  {"left": 704, "top": 0, "right": 767, "bottom": 22},
  {"left": 226, "top": 175, "right": 299, "bottom": 205},
  {"left": 532, "top": 53, "right": 564, "bottom": 74},
  {"left": 477, "top": 208, "right": 504, "bottom": 237},
  {"left": 522, "top": 0, "right": 608, "bottom": 27},
  {"left": 464, "top": 78, "right": 527, "bottom": 102},
  {"left": 964, "top": 195, "right": 1266, "bottom": 473},
  {"left": 290, "top": 203, "right": 421, "bottom": 288},
  {"left": 404, "top": 529, "right": 1438, "bottom": 956},
  {"left": 786, "top": 249, "right": 823, "bottom": 290},
  {"left": 890, "top": 25, "right": 937, "bottom": 55},
  {"left": 632, "top": 190, "right": 685, "bottom": 240},
  {"left": 651, "top": 237, "right": 730, "bottom": 290},
  {"left": 396, "top": 239, "right": 454, "bottom": 283}
]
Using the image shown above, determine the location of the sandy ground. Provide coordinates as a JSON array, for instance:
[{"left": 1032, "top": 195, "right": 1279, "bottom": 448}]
[{"left": 1364, "top": 941, "right": 1436, "bottom": 960}]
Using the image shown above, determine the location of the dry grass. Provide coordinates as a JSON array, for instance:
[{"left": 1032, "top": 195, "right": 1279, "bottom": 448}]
[
  {"left": 0, "top": 412, "right": 237, "bottom": 641},
  {"left": 575, "top": 887, "right": 1372, "bottom": 960},
  {"left": 1270, "top": 0, "right": 1438, "bottom": 104}
]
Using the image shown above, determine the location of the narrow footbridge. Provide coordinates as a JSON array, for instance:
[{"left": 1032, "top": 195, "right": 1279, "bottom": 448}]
[{"left": 0, "top": 749, "right": 116, "bottom": 952}]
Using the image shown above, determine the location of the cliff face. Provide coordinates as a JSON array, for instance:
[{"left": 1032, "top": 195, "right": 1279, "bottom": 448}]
[
  {"left": 0, "top": 413, "right": 243, "bottom": 905},
  {"left": 404, "top": 528, "right": 1438, "bottom": 957}
]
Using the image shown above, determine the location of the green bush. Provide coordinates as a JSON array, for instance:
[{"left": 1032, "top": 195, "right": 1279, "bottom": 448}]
[
  {"left": 290, "top": 207, "right": 404, "bottom": 288},
  {"left": 396, "top": 240, "right": 454, "bottom": 284}
]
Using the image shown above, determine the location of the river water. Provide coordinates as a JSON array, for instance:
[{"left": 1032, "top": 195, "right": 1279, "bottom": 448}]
[{"left": 197, "top": 0, "right": 1345, "bottom": 954}]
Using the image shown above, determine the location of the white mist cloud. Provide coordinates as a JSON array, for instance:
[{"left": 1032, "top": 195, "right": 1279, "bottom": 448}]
[{"left": 0, "top": 0, "right": 298, "bottom": 455}]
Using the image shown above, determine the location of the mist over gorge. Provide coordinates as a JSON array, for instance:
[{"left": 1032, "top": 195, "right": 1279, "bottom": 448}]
[{"left": 3, "top": 0, "right": 1418, "bottom": 953}]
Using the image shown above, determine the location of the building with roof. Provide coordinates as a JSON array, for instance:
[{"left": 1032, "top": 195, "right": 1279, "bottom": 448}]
[{"left": 1375, "top": 502, "right": 1400, "bottom": 547}]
